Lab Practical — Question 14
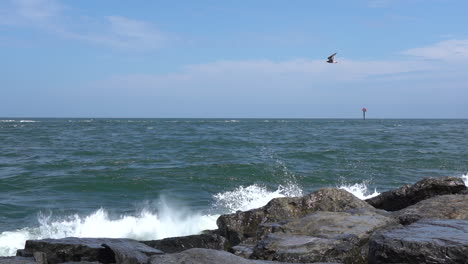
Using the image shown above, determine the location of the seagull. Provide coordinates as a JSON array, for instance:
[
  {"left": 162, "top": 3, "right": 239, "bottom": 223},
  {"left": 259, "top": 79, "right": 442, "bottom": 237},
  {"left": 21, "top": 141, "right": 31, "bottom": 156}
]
[{"left": 327, "top": 53, "right": 337, "bottom": 63}]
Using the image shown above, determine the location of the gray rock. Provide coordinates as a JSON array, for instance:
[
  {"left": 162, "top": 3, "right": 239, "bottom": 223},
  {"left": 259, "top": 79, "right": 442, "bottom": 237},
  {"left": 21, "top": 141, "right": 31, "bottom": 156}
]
[
  {"left": 366, "top": 176, "right": 466, "bottom": 211},
  {"left": 61, "top": 262, "right": 102, "bottom": 264},
  {"left": 0, "top": 256, "right": 37, "bottom": 263},
  {"left": 394, "top": 194, "right": 468, "bottom": 225},
  {"left": 102, "top": 240, "right": 163, "bottom": 264},
  {"left": 368, "top": 219, "right": 468, "bottom": 264},
  {"left": 19, "top": 237, "right": 114, "bottom": 263},
  {"left": 33, "top": 251, "right": 47, "bottom": 264},
  {"left": 148, "top": 248, "right": 335, "bottom": 264},
  {"left": 19, "top": 237, "right": 162, "bottom": 264},
  {"left": 251, "top": 209, "right": 396, "bottom": 263},
  {"left": 141, "top": 233, "right": 229, "bottom": 253},
  {"left": 217, "top": 188, "right": 373, "bottom": 246}
]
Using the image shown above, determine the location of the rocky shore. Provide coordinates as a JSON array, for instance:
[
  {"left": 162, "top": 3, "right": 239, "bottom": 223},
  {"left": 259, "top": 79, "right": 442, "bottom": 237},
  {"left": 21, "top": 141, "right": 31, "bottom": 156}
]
[{"left": 2, "top": 176, "right": 467, "bottom": 264}]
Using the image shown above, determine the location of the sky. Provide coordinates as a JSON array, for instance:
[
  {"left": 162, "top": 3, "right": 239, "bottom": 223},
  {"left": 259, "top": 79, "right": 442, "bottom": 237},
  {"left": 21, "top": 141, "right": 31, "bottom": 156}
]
[{"left": 1, "top": 0, "right": 467, "bottom": 118}]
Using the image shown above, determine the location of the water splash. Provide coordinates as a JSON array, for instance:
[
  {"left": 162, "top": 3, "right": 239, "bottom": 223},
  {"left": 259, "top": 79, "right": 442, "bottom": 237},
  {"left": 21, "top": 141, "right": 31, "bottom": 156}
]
[
  {"left": 0, "top": 202, "right": 217, "bottom": 256},
  {"left": 213, "top": 182, "right": 303, "bottom": 213},
  {"left": 462, "top": 173, "right": 468, "bottom": 186},
  {"left": 338, "top": 181, "right": 380, "bottom": 200}
]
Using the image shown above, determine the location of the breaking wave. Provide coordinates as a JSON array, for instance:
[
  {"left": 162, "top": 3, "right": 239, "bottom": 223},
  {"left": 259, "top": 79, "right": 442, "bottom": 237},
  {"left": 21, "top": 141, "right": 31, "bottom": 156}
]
[{"left": 0, "top": 179, "right": 378, "bottom": 256}]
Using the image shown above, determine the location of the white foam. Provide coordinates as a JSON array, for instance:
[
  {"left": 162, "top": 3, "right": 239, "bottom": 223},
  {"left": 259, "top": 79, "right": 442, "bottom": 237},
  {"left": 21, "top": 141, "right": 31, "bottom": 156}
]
[
  {"left": 338, "top": 181, "right": 380, "bottom": 200},
  {"left": 0, "top": 120, "right": 38, "bottom": 123},
  {"left": 462, "top": 173, "right": 468, "bottom": 186},
  {"left": 213, "top": 182, "right": 303, "bottom": 213},
  {"left": 0, "top": 203, "right": 218, "bottom": 256}
]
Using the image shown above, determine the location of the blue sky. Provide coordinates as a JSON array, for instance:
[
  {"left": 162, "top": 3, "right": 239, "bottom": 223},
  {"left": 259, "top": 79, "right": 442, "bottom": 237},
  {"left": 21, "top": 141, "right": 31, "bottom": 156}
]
[{"left": 1, "top": 0, "right": 467, "bottom": 118}]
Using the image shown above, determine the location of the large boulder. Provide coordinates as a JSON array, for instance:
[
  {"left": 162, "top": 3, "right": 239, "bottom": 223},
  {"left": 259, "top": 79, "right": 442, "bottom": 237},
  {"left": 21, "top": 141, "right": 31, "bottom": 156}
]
[
  {"left": 148, "top": 248, "right": 337, "bottom": 264},
  {"left": 394, "top": 194, "right": 468, "bottom": 225},
  {"left": 368, "top": 219, "right": 468, "bottom": 264},
  {"left": 17, "top": 237, "right": 163, "bottom": 264},
  {"left": 366, "top": 176, "right": 466, "bottom": 211},
  {"left": 0, "top": 257, "right": 36, "bottom": 263},
  {"left": 250, "top": 209, "right": 396, "bottom": 263},
  {"left": 141, "top": 233, "right": 229, "bottom": 253},
  {"left": 102, "top": 239, "right": 163, "bottom": 264},
  {"left": 217, "top": 188, "right": 373, "bottom": 245}
]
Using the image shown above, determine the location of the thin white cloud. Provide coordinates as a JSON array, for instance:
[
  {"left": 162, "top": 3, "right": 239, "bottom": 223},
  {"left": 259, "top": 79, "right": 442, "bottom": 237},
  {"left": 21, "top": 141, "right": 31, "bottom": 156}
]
[
  {"left": 14, "top": 0, "right": 62, "bottom": 21},
  {"left": 368, "top": 0, "right": 396, "bottom": 8},
  {"left": 0, "top": 0, "right": 167, "bottom": 50},
  {"left": 0, "top": 0, "right": 63, "bottom": 26},
  {"left": 86, "top": 57, "right": 435, "bottom": 100},
  {"left": 85, "top": 39, "right": 467, "bottom": 107},
  {"left": 402, "top": 39, "right": 468, "bottom": 61}
]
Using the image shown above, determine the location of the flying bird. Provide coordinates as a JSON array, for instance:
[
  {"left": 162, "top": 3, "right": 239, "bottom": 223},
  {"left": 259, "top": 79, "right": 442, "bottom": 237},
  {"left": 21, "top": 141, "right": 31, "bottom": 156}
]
[{"left": 327, "top": 53, "right": 337, "bottom": 63}]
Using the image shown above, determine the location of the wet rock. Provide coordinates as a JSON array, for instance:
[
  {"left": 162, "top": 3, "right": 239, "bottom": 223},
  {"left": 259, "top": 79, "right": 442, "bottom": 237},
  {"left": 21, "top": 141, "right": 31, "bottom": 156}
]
[
  {"left": 0, "top": 256, "right": 36, "bottom": 263},
  {"left": 368, "top": 219, "right": 468, "bottom": 264},
  {"left": 251, "top": 209, "right": 395, "bottom": 263},
  {"left": 102, "top": 240, "right": 163, "bottom": 264},
  {"left": 141, "top": 233, "right": 229, "bottom": 253},
  {"left": 19, "top": 237, "right": 162, "bottom": 264},
  {"left": 366, "top": 176, "right": 466, "bottom": 211},
  {"left": 230, "top": 236, "right": 259, "bottom": 259},
  {"left": 33, "top": 251, "right": 47, "bottom": 264},
  {"left": 217, "top": 188, "right": 373, "bottom": 245},
  {"left": 148, "top": 248, "right": 336, "bottom": 264},
  {"left": 61, "top": 262, "right": 101, "bottom": 264},
  {"left": 19, "top": 237, "right": 114, "bottom": 263},
  {"left": 394, "top": 194, "right": 468, "bottom": 225}
]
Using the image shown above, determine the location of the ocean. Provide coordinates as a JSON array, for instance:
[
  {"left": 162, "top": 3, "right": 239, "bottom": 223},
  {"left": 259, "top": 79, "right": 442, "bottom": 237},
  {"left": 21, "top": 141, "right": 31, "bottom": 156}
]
[{"left": 0, "top": 118, "right": 467, "bottom": 256}]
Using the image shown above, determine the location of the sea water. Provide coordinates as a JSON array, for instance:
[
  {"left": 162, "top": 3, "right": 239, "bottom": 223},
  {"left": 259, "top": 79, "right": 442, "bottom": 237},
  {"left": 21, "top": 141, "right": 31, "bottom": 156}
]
[{"left": 0, "top": 118, "right": 467, "bottom": 256}]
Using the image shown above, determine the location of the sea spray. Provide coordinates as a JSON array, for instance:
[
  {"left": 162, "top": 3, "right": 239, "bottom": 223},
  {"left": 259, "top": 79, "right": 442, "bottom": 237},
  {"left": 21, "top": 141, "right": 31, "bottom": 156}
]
[
  {"left": 0, "top": 201, "right": 217, "bottom": 256},
  {"left": 213, "top": 182, "right": 303, "bottom": 213},
  {"left": 338, "top": 180, "right": 380, "bottom": 200},
  {"left": 0, "top": 183, "right": 303, "bottom": 256}
]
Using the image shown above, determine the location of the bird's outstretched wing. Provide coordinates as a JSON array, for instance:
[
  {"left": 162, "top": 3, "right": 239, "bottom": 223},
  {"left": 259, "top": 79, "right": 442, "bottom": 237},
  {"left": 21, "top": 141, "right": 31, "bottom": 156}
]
[{"left": 328, "top": 53, "right": 337, "bottom": 60}]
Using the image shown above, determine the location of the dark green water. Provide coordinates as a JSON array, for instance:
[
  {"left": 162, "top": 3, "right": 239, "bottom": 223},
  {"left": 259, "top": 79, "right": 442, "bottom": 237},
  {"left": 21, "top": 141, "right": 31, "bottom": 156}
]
[{"left": 0, "top": 118, "right": 467, "bottom": 255}]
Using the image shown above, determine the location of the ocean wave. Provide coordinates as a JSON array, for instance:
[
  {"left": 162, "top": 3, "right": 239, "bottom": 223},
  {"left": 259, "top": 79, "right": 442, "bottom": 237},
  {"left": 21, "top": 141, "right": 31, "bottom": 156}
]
[
  {"left": 213, "top": 182, "right": 303, "bottom": 213},
  {"left": 0, "top": 180, "right": 378, "bottom": 256},
  {"left": 0, "top": 120, "right": 39, "bottom": 123},
  {"left": 338, "top": 181, "right": 380, "bottom": 200},
  {"left": 0, "top": 203, "right": 217, "bottom": 256},
  {"left": 462, "top": 173, "right": 468, "bottom": 186}
]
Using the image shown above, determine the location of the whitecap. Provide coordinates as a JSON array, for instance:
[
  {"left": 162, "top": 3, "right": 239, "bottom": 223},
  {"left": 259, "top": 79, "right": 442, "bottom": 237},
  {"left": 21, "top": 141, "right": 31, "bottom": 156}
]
[
  {"left": 213, "top": 182, "right": 303, "bottom": 213},
  {"left": 0, "top": 201, "right": 217, "bottom": 256},
  {"left": 338, "top": 181, "right": 380, "bottom": 200},
  {"left": 462, "top": 173, "right": 468, "bottom": 186}
]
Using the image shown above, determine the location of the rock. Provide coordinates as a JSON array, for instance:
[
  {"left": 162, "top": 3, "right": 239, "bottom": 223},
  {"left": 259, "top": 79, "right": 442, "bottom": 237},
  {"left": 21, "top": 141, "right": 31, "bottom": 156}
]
[
  {"left": 231, "top": 237, "right": 257, "bottom": 259},
  {"left": 368, "top": 219, "right": 468, "bottom": 264},
  {"left": 366, "top": 176, "right": 466, "bottom": 211},
  {"left": 102, "top": 240, "right": 163, "bottom": 264},
  {"left": 0, "top": 256, "right": 36, "bottom": 263},
  {"left": 148, "top": 248, "right": 335, "bottom": 264},
  {"left": 33, "top": 251, "right": 47, "bottom": 264},
  {"left": 141, "top": 233, "right": 229, "bottom": 253},
  {"left": 394, "top": 194, "right": 468, "bottom": 225},
  {"left": 61, "top": 262, "right": 102, "bottom": 264},
  {"left": 251, "top": 209, "right": 396, "bottom": 263},
  {"left": 19, "top": 237, "right": 162, "bottom": 264},
  {"left": 16, "top": 249, "right": 33, "bottom": 257},
  {"left": 19, "top": 237, "right": 114, "bottom": 263},
  {"left": 217, "top": 188, "right": 373, "bottom": 245}
]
